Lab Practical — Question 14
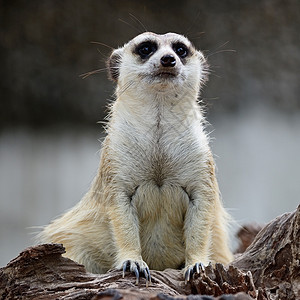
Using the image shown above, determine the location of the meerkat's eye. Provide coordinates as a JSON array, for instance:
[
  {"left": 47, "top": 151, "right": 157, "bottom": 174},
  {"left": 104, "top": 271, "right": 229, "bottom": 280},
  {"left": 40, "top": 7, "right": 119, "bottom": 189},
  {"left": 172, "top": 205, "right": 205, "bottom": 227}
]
[
  {"left": 136, "top": 41, "right": 157, "bottom": 59},
  {"left": 173, "top": 43, "right": 188, "bottom": 58}
]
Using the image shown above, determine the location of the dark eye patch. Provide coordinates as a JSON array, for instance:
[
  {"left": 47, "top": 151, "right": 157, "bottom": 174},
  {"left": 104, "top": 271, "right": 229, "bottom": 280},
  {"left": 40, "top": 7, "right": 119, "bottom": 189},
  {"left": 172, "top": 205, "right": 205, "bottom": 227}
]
[
  {"left": 135, "top": 41, "right": 158, "bottom": 59},
  {"left": 173, "top": 42, "right": 189, "bottom": 58}
]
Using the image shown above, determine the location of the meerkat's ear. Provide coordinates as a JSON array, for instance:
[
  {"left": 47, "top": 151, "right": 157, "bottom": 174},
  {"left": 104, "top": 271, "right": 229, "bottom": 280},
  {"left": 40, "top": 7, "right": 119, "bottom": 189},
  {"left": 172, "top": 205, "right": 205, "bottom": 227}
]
[{"left": 107, "top": 48, "right": 123, "bottom": 82}]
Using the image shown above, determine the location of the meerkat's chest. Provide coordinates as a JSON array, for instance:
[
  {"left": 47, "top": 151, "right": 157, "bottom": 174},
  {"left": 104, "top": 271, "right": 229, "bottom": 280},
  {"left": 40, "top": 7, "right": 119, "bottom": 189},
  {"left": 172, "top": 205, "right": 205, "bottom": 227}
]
[{"left": 108, "top": 104, "right": 209, "bottom": 189}]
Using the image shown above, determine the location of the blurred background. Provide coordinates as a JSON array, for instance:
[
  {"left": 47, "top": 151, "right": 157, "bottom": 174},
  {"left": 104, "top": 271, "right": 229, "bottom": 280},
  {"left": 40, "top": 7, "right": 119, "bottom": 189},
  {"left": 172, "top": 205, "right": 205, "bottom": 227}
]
[{"left": 1, "top": 0, "right": 299, "bottom": 267}]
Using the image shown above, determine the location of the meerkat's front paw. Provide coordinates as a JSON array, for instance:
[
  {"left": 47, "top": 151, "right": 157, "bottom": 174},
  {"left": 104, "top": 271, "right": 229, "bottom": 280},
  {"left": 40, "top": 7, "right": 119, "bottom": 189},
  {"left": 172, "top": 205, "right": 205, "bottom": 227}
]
[
  {"left": 119, "top": 259, "right": 151, "bottom": 286},
  {"left": 184, "top": 262, "right": 205, "bottom": 283}
]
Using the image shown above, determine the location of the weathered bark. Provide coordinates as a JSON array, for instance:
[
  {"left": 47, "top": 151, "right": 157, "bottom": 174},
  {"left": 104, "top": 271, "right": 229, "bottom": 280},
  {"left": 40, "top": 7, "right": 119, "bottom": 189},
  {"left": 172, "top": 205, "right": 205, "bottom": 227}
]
[
  {"left": 232, "top": 205, "right": 300, "bottom": 300},
  {"left": 234, "top": 224, "right": 264, "bottom": 254},
  {"left": 0, "top": 244, "right": 252, "bottom": 300},
  {"left": 0, "top": 205, "right": 299, "bottom": 300}
]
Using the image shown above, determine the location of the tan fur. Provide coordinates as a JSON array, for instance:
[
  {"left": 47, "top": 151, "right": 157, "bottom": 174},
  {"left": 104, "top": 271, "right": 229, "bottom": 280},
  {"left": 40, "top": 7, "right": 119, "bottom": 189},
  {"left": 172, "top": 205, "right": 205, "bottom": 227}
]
[{"left": 38, "top": 32, "right": 233, "bottom": 278}]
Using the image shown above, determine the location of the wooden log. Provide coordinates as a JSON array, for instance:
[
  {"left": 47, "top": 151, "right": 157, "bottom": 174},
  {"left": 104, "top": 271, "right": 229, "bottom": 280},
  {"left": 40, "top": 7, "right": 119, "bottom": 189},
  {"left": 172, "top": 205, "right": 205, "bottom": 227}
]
[
  {"left": 0, "top": 244, "right": 253, "bottom": 299},
  {"left": 1, "top": 205, "right": 299, "bottom": 299},
  {"left": 234, "top": 224, "right": 263, "bottom": 254},
  {"left": 232, "top": 205, "right": 300, "bottom": 300}
]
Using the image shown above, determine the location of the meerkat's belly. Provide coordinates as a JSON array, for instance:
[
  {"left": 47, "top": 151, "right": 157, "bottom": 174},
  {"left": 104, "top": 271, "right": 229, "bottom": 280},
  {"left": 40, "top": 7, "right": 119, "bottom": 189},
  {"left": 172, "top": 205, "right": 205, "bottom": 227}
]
[{"left": 132, "top": 181, "right": 189, "bottom": 270}]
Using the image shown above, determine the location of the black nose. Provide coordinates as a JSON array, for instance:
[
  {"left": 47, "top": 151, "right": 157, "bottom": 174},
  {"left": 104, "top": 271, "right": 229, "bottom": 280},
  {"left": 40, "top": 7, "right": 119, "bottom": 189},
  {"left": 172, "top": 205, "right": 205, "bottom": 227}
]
[{"left": 160, "top": 55, "right": 176, "bottom": 67}]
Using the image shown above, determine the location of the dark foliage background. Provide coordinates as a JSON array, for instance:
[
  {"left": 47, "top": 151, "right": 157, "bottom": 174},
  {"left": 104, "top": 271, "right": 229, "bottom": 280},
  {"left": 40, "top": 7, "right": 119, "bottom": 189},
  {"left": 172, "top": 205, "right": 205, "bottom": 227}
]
[{"left": 1, "top": 0, "right": 300, "bottom": 129}]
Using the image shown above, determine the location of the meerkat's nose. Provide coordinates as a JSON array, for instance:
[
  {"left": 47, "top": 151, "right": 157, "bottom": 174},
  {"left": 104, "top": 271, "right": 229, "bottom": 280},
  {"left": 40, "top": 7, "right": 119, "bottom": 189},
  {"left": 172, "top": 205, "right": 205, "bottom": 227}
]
[{"left": 160, "top": 55, "right": 176, "bottom": 67}]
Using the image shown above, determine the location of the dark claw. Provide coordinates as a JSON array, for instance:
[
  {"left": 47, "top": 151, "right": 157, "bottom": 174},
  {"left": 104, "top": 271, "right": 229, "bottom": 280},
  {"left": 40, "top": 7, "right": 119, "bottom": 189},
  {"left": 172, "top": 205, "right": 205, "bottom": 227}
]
[
  {"left": 185, "top": 267, "right": 193, "bottom": 283},
  {"left": 195, "top": 262, "right": 200, "bottom": 274},
  {"left": 143, "top": 269, "right": 149, "bottom": 281},
  {"left": 194, "top": 262, "right": 205, "bottom": 273},
  {"left": 122, "top": 260, "right": 130, "bottom": 278},
  {"left": 121, "top": 260, "right": 151, "bottom": 287},
  {"left": 133, "top": 264, "right": 139, "bottom": 284},
  {"left": 143, "top": 267, "right": 151, "bottom": 287},
  {"left": 199, "top": 262, "right": 205, "bottom": 272},
  {"left": 185, "top": 262, "right": 206, "bottom": 283},
  {"left": 147, "top": 267, "right": 151, "bottom": 283}
]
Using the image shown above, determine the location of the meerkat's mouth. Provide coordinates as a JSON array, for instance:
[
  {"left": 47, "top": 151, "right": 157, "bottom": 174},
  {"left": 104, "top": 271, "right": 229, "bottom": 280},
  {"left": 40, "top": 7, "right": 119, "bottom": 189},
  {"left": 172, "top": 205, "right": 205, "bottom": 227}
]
[{"left": 154, "top": 71, "right": 178, "bottom": 78}]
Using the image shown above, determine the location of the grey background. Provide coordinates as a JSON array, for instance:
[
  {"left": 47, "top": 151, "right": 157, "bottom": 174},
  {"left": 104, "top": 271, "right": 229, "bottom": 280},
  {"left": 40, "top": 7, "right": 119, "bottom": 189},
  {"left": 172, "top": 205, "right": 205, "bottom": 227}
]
[{"left": 1, "top": 0, "right": 299, "bottom": 267}]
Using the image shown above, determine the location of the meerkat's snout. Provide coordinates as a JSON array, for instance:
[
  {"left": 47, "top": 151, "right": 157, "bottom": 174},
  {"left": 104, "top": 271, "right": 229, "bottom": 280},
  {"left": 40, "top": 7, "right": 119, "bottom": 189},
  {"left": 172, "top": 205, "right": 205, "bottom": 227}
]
[{"left": 160, "top": 54, "right": 176, "bottom": 67}]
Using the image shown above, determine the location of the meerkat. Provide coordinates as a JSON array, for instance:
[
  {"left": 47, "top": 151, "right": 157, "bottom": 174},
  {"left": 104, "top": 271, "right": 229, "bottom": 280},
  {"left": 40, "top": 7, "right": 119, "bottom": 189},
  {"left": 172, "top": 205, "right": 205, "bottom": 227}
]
[{"left": 38, "top": 32, "right": 233, "bottom": 285}]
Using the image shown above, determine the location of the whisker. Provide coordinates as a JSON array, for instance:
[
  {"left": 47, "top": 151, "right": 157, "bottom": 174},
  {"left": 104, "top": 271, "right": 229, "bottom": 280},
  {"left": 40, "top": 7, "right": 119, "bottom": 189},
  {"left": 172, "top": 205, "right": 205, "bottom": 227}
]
[
  {"left": 189, "top": 33, "right": 206, "bottom": 41},
  {"left": 80, "top": 67, "right": 111, "bottom": 79},
  {"left": 206, "top": 41, "right": 236, "bottom": 58},
  {"left": 207, "top": 49, "right": 236, "bottom": 58},
  {"left": 209, "top": 65, "right": 221, "bottom": 69},
  {"left": 214, "top": 40, "right": 231, "bottom": 51},
  {"left": 209, "top": 72, "right": 222, "bottom": 79},
  {"left": 118, "top": 18, "right": 142, "bottom": 33},
  {"left": 90, "top": 41, "right": 114, "bottom": 50},
  {"left": 185, "top": 11, "right": 201, "bottom": 34},
  {"left": 129, "top": 13, "right": 147, "bottom": 32},
  {"left": 96, "top": 48, "right": 110, "bottom": 61}
]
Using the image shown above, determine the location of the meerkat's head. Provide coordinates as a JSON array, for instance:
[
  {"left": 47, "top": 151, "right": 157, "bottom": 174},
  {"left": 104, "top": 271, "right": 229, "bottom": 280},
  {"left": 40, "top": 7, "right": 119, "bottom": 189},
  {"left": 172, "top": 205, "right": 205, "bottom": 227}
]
[{"left": 107, "top": 32, "right": 208, "bottom": 98}]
